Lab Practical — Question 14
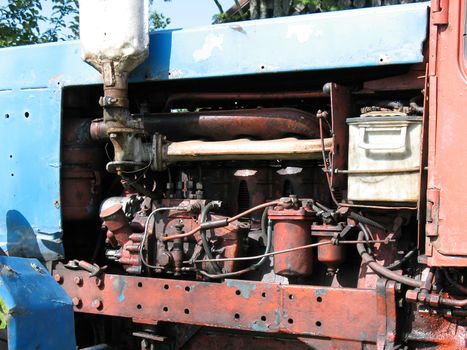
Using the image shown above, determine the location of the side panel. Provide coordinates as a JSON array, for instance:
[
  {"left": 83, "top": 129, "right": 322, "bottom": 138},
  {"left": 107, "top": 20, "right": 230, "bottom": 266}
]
[
  {"left": 0, "top": 88, "right": 63, "bottom": 260},
  {"left": 426, "top": 0, "right": 467, "bottom": 265},
  {"left": 0, "top": 256, "right": 76, "bottom": 350}
]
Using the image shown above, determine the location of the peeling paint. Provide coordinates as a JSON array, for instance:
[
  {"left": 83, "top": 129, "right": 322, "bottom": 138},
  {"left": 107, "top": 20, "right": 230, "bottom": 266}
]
[
  {"left": 313, "top": 289, "right": 328, "bottom": 297},
  {"left": 250, "top": 320, "right": 268, "bottom": 332},
  {"left": 112, "top": 276, "right": 128, "bottom": 303},
  {"left": 226, "top": 279, "right": 256, "bottom": 298},
  {"left": 286, "top": 24, "right": 323, "bottom": 44},
  {"left": 193, "top": 34, "right": 224, "bottom": 62}
]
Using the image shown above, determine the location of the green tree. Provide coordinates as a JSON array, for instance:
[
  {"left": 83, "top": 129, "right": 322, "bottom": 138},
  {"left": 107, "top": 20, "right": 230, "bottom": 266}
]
[
  {"left": 0, "top": 0, "right": 171, "bottom": 48},
  {"left": 0, "top": 0, "right": 79, "bottom": 47},
  {"left": 215, "top": 0, "right": 424, "bottom": 22}
]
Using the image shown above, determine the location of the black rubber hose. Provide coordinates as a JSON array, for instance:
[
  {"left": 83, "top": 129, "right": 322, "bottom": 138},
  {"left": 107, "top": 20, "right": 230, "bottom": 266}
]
[
  {"left": 349, "top": 212, "right": 387, "bottom": 231},
  {"left": 200, "top": 202, "right": 222, "bottom": 273},
  {"left": 356, "top": 230, "right": 423, "bottom": 288},
  {"left": 386, "top": 248, "right": 418, "bottom": 270},
  {"left": 441, "top": 269, "right": 467, "bottom": 294}
]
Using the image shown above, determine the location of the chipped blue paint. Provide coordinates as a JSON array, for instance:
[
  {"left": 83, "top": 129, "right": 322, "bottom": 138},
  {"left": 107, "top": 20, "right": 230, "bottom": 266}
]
[
  {"left": 112, "top": 276, "right": 128, "bottom": 303},
  {"left": 250, "top": 320, "right": 269, "bottom": 332},
  {"left": 274, "top": 307, "right": 282, "bottom": 326},
  {"left": 0, "top": 256, "right": 75, "bottom": 349},
  {"left": 360, "top": 331, "right": 367, "bottom": 341},
  {"left": 313, "top": 289, "right": 328, "bottom": 297},
  {"left": 0, "top": 2, "right": 428, "bottom": 261},
  {"left": 226, "top": 279, "right": 257, "bottom": 298}
]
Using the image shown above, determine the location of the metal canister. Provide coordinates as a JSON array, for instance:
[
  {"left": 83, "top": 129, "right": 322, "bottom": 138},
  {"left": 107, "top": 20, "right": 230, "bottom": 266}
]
[
  {"left": 312, "top": 224, "right": 346, "bottom": 275},
  {"left": 268, "top": 207, "right": 314, "bottom": 277}
]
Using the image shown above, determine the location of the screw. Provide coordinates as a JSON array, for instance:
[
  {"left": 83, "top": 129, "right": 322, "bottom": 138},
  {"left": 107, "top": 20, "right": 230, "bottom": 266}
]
[
  {"left": 74, "top": 276, "right": 83, "bottom": 286},
  {"left": 72, "top": 297, "right": 82, "bottom": 308},
  {"left": 92, "top": 299, "right": 103, "bottom": 310},
  {"left": 53, "top": 273, "right": 63, "bottom": 283}
]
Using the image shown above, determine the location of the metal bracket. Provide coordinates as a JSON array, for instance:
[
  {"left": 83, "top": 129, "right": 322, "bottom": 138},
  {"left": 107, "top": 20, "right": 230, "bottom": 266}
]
[
  {"left": 432, "top": 0, "right": 449, "bottom": 26},
  {"left": 426, "top": 188, "right": 440, "bottom": 237}
]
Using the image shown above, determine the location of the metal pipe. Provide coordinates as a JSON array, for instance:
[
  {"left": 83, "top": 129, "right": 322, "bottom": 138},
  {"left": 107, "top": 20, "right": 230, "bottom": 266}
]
[
  {"left": 90, "top": 108, "right": 321, "bottom": 142},
  {"left": 163, "top": 91, "right": 327, "bottom": 110},
  {"left": 164, "top": 137, "right": 332, "bottom": 162}
]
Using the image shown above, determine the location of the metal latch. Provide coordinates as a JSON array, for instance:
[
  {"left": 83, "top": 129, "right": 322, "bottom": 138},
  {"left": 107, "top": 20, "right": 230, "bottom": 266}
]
[
  {"left": 426, "top": 188, "right": 440, "bottom": 237},
  {"left": 432, "top": 0, "right": 449, "bottom": 26}
]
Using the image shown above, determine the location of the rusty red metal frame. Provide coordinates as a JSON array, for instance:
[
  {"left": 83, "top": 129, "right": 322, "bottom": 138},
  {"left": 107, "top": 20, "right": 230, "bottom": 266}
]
[
  {"left": 426, "top": 0, "right": 467, "bottom": 266},
  {"left": 55, "top": 266, "right": 396, "bottom": 348}
]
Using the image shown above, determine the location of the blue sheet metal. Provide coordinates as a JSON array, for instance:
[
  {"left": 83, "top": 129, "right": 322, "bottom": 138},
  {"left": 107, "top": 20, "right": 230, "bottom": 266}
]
[
  {"left": 0, "top": 256, "right": 76, "bottom": 349},
  {"left": 0, "top": 2, "right": 428, "bottom": 261}
]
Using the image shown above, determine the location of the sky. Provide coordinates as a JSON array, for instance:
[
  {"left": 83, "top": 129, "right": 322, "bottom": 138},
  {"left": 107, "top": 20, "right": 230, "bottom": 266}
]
[
  {"left": 0, "top": 0, "right": 237, "bottom": 30},
  {"left": 153, "top": 0, "right": 235, "bottom": 29}
]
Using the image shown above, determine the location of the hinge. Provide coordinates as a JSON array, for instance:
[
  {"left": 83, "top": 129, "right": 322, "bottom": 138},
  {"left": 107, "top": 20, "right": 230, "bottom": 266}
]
[
  {"left": 432, "top": 0, "right": 449, "bottom": 26},
  {"left": 426, "top": 188, "right": 440, "bottom": 237}
]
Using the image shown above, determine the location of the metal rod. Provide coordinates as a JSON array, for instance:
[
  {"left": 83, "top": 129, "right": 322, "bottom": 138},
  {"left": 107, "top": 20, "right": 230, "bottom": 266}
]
[
  {"left": 325, "top": 166, "right": 420, "bottom": 175},
  {"left": 189, "top": 239, "right": 394, "bottom": 264}
]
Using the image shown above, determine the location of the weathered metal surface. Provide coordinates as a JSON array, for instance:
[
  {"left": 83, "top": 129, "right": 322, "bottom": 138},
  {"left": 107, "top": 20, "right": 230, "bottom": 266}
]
[
  {"left": 91, "top": 108, "right": 322, "bottom": 142},
  {"left": 0, "top": 87, "right": 63, "bottom": 260},
  {"left": 312, "top": 224, "right": 346, "bottom": 274},
  {"left": 269, "top": 207, "right": 314, "bottom": 276},
  {"left": 426, "top": 0, "right": 467, "bottom": 266},
  {"left": 0, "top": 3, "right": 427, "bottom": 91},
  {"left": 0, "top": 256, "right": 76, "bottom": 349},
  {"left": 62, "top": 118, "right": 103, "bottom": 221},
  {"left": 55, "top": 267, "right": 392, "bottom": 345},
  {"left": 164, "top": 137, "right": 332, "bottom": 162}
]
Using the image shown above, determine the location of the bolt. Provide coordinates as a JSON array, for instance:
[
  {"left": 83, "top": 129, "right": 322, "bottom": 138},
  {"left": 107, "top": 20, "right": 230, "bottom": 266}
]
[
  {"left": 74, "top": 276, "right": 83, "bottom": 286},
  {"left": 95, "top": 278, "right": 104, "bottom": 288},
  {"left": 92, "top": 299, "right": 103, "bottom": 310},
  {"left": 72, "top": 297, "right": 82, "bottom": 308},
  {"left": 53, "top": 273, "right": 63, "bottom": 283}
]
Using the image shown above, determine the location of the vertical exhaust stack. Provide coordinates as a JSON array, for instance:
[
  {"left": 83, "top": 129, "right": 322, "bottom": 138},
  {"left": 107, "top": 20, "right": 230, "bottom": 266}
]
[{"left": 80, "top": 0, "right": 150, "bottom": 174}]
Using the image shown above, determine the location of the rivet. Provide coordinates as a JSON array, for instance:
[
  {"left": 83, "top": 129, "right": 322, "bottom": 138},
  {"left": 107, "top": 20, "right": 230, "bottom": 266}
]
[
  {"left": 72, "top": 297, "right": 82, "bottom": 308},
  {"left": 53, "top": 273, "right": 63, "bottom": 283},
  {"left": 93, "top": 299, "right": 103, "bottom": 310}
]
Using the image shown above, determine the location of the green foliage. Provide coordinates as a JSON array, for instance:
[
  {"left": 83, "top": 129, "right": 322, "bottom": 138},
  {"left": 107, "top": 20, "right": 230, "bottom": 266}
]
[
  {"left": 0, "top": 0, "right": 78, "bottom": 47},
  {"left": 150, "top": 10, "right": 171, "bottom": 30}
]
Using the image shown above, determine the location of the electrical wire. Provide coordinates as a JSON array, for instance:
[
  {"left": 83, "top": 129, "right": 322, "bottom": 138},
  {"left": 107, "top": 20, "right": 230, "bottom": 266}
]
[
  {"left": 139, "top": 206, "right": 188, "bottom": 269},
  {"left": 189, "top": 239, "right": 393, "bottom": 264},
  {"left": 161, "top": 200, "right": 280, "bottom": 242},
  {"left": 197, "top": 207, "right": 274, "bottom": 279},
  {"left": 199, "top": 202, "right": 222, "bottom": 273},
  {"left": 318, "top": 114, "right": 339, "bottom": 207}
]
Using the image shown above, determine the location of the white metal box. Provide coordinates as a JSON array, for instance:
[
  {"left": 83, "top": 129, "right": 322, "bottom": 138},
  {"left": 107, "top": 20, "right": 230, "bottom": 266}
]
[{"left": 346, "top": 115, "right": 422, "bottom": 203}]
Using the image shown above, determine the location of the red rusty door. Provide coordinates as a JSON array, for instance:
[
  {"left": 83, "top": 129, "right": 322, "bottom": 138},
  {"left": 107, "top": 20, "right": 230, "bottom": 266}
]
[{"left": 426, "top": 0, "right": 467, "bottom": 266}]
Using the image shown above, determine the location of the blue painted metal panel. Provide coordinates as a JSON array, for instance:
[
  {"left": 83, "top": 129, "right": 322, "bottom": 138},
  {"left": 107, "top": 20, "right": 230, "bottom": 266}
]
[
  {"left": 0, "top": 88, "right": 63, "bottom": 261},
  {"left": 0, "top": 2, "right": 428, "bottom": 90},
  {"left": 0, "top": 2, "right": 428, "bottom": 261},
  {"left": 0, "top": 256, "right": 76, "bottom": 349}
]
